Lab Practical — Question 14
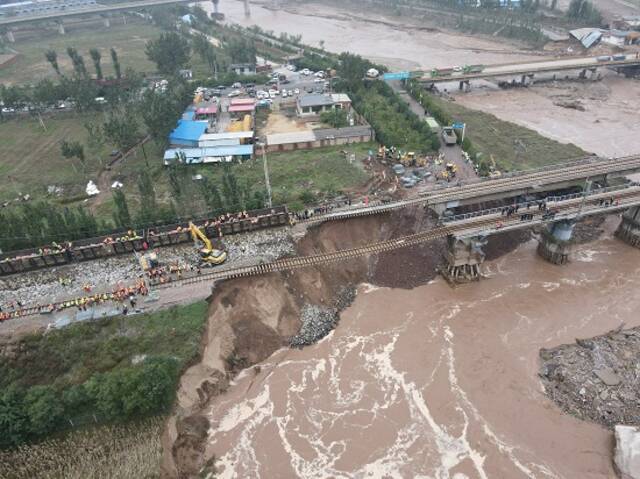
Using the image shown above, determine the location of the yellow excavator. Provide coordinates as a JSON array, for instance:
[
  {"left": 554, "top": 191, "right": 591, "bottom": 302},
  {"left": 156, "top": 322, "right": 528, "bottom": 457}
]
[{"left": 188, "top": 222, "right": 227, "bottom": 266}]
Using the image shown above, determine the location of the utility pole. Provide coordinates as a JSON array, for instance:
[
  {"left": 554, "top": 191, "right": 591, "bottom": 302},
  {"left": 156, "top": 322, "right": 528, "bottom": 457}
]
[{"left": 261, "top": 140, "right": 272, "bottom": 208}]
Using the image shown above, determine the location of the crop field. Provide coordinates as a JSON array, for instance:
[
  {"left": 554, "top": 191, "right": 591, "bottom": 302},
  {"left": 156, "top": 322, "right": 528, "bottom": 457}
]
[{"left": 0, "top": 417, "right": 164, "bottom": 479}]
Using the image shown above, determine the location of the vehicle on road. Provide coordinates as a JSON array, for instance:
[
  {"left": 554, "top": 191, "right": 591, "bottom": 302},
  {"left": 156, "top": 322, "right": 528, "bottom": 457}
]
[
  {"left": 366, "top": 68, "right": 379, "bottom": 78},
  {"left": 441, "top": 127, "right": 457, "bottom": 146}
]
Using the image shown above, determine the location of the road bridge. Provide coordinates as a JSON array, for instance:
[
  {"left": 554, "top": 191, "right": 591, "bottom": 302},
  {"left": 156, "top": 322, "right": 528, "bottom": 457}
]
[
  {"left": 416, "top": 55, "right": 640, "bottom": 90},
  {"left": 0, "top": 0, "right": 193, "bottom": 26}
]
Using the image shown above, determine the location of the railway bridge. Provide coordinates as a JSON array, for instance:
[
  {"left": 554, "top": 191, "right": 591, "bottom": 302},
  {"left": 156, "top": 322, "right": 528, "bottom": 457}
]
[{"left": 159, "top": 154, "right": 640, "bottom": 288}]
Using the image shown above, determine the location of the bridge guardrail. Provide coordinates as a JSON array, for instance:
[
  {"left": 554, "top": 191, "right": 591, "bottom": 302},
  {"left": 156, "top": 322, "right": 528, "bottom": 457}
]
[{"left": 442, "top": 183, "right": 636, "bottom": 223}]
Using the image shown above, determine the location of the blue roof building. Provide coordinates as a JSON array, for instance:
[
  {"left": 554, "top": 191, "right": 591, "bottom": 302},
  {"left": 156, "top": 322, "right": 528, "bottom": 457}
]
[
  {"left": 168, "top": 120, "right": 208, "bottom": 147},
  {"left": 164, "top": 145, "right": 254, "bottom": 164}
]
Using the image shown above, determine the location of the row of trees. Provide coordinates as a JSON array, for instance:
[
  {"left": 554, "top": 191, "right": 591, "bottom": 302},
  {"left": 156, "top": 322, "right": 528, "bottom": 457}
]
[
  {"left": 0, "top": 357, "right": 179, "bottom": 449},
  {"left": 45, "top": 47, "right": 122, "bottom": 81},
  {"left": 566, "top": 0, "right": 602, "bottom": 25},
  {"left": 335, "top": 53, "right": 440, "bottom": 153},
  {"left": 0, "top": 202, "right": 104, "bottom": 252}
]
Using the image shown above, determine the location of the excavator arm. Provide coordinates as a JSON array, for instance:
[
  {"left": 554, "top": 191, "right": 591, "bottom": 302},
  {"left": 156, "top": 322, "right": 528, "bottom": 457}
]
[{"left": 189, "top": 222, "right": 212, "bottom": 252}]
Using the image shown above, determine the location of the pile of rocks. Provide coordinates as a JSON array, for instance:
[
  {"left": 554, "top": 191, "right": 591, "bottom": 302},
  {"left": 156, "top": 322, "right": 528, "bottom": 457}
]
[
  {"left": 539, "top": 326, "right": 640, "bottom": 428},
  {"left": 290, "top": 286, "right": 356, "bottom": 348},
  {"left": 290, "top": 304, "right": 338, "bottom": 348}
]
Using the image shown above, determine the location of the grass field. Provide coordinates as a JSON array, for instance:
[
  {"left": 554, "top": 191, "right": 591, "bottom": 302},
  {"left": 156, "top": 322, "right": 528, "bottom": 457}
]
[
  {"left": 0, "top": 301, "right": 208, "bottom": 390},
  {"left": 0, "top": 19, "right": 164, "bottom": 85},
  {"left": 0, "top": 112, "right": 116, "bottom": 202},
  {"left": 0, "top": 108, "right": 374, "bottom": 220},
  {"left": 205, "top": 142, "right": 375, "bottom": 208},
  {"left": 427, "top": 95, "right": 586, "bottom": 172}
]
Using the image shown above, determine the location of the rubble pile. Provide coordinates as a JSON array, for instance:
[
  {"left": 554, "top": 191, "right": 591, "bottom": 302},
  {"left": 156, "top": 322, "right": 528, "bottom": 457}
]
[
  {"left": 290, "top": 304, "right": 339, "bottom": 348},
  {"left": 290, "top": 286, "right": 356, "bottom": 348},
  {"left": 539, "top": 327, "right": 640, "bottom": 428}
]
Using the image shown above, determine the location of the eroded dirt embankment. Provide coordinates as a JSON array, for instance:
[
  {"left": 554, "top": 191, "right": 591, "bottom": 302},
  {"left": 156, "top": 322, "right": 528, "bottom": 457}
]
[{"left": 161, "top": 207, "right": 530, "bottom": 478}]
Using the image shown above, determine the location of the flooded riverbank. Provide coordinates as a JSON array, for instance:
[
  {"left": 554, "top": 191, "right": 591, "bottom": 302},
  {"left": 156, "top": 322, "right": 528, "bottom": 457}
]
[
  {"left": 199, "top": 0, "right": 540, "bottom": 70},
  {"left": 203, "top": 216, "right": 639, "bottom": 478}
]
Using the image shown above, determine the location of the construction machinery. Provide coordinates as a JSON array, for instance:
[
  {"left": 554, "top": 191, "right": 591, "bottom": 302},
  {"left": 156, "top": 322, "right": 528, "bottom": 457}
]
[
  {"left": 400, "top": 151, "right": 416, "bottom": 167},
  {"left": 138, "top": 251, "right": 159, "bottom": 271},
  {"left": 188, "top": 222, "right": 227, "bottom": 266},
  {"left": 446, "top": 162, "right": 458, "bottom": 178}
]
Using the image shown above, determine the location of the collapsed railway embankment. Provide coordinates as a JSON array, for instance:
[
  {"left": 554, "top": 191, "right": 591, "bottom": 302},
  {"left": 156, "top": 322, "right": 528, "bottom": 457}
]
[{"left": 161, "top": 205, "right": 530, "bottom": 478}]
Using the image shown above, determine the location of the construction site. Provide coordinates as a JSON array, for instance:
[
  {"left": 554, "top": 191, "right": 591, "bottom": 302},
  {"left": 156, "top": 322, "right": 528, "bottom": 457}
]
[{"left": 3, "top": 0, "right": 640, "bottom": 477}]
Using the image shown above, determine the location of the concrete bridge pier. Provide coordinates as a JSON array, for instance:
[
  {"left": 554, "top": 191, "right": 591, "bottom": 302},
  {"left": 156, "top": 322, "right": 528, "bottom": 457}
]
[
  {"left": 615, "top": 206, "right": 640, "bottom": 247},
  {"left": 103, "top": 16, "right": 111, "bottom": 28},
  {"left": 6, "top": 29, "right": 15, "bottom": 43},
  {"left": 441, "top": 235, "right": 487, "bottom": 284},
  {"left": 458, "top": 80, "right": 470, "bottom": 92},
  {"left": 57, "top": 21, "right": 65, "bottom": 35},
  {"left": 537, "top": 219, "right": 575, "bottom": 265}
]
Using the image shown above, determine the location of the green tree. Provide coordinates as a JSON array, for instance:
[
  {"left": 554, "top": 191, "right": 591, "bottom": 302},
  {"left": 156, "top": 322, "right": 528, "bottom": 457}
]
[
  {"left": 89, "top": 48, "right": 103, "bottom": 80},
  {"left": 66, "top": 47, "right": 88, "bottom": 78},
  {"left": 145, "top": 32, "right": 191, "bottom": 75},
  {"left": 136, "top": 169, "right": 158, "bottom": 224},
  {"left": 44, "top": 49, "right": 60, "bottom": 76},
  {"left": 60, "top": 139, "right": 86, "bottom": 173},
  {"left": 110, "top": 47, "right": 122, "bottom": 80},
  {"left": 33, "top": 78, "right": 61, "bottom": 109},
  {"left": 566, "top": 0, "right": 602, "bottom": 25},
  {"left": 112, "top": 188, "right": 132, "bottom": 228},
  {"left": 320, "top": 109, "right": 348, "bottom": 128},
  {"left": 0, "top": 386, "right": 28, "bottom": 448},
  {"left": 102, "top": 112, "right": 140, "bottom": 152},
  {"left": 25, "top": 385, "right": 64, "bottom": 437},
  {"left": 221, "top": 167, "right": 242, "bottom": 211}
]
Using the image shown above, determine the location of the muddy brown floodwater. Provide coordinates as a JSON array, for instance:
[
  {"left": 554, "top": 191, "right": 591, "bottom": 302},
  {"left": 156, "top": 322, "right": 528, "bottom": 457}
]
[{"left": 201, "top": 216, "right": 640, "bottom": 478}]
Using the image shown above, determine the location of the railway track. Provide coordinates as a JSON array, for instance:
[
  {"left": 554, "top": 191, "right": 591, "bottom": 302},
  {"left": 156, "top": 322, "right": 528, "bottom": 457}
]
[
  {"left": 298, "top": 154, "right": 640, "bottom": 226},
  {"left": 8, "top": 189, "right": 640, "bottom": 319},
  {"left": 157, "top": 188, "right": 640, "bottom": 289}
]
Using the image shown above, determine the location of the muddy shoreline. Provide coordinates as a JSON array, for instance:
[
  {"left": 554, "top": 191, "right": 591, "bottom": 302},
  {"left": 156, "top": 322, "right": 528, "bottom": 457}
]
[{"left": 162, "top": 205, "right": 592, "bottom": 477}]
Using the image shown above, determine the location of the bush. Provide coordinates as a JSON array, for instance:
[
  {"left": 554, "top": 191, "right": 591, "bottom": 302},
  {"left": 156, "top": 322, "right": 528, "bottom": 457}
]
[{"left": 320, "top": 109, "right": 348, "bottom": 128}]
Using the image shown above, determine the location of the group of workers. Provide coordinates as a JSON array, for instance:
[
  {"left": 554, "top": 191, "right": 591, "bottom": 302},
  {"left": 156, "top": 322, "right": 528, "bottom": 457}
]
[
  {"left": 0, "top": 280, "right": 149, "bottom": 323},
  {"left": 102, "top": 230, "right": 143, "bottom": 245}
]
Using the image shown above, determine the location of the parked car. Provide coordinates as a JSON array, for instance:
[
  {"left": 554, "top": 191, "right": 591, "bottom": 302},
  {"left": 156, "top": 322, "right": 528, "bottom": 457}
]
[
  {"left": 232, "top": 82, "right": 242, "bottom": 89},
  {"left": 314, "top": 71, "right": 325, "bottom": 78},
  {"left": 286, "top": 64, "right": 297, "bottom": 71},
  {"left": 294, "top": 88, "right": 300, "bottom": 95},
  {"left": 314, "top": 77, "right": 324, "bottom": 83},
  {"left": 227, "top": 90, "right": 242, "bottom": 97},
  {"left": 268, "top": 89, "right": 278, "bottom": 98},
  {"left": 301, "top": 68, "right": 311, "bottom": 76},
  {"left": 281, "top": 90, "right": 288, "bottom": 98}
]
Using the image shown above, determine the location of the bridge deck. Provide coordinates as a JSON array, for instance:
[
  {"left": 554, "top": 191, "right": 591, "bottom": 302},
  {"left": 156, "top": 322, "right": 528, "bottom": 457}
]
[{"left": 420, "top": 56, "right": 640, "bottom": 83}]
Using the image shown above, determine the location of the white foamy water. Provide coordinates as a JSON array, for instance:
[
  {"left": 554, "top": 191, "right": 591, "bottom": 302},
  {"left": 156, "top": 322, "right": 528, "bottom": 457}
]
[{"left": 203, "top": 226, "right": 640, "bottom": 478}]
